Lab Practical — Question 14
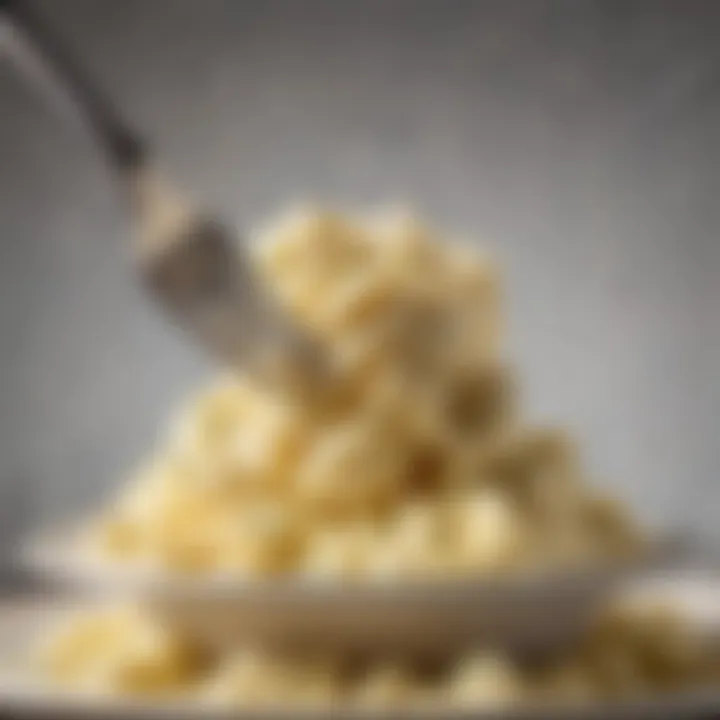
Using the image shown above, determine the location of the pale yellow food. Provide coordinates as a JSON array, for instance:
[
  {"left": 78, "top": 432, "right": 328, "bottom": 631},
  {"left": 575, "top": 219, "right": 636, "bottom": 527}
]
[
  {"left": 86, "top": 207, "right": 640, "bottom": 578},
  {"left": 32, "top": 208, "right": 716, "bottom": 708},
  {"left": 33, "top": 599, "right": 720, "bottom": 708},
  {"left": 35, "top": 606, "right": 205, "bottom": 697},
  {"left": 449, "top": 654, "right": 522, "bottom": 708}
]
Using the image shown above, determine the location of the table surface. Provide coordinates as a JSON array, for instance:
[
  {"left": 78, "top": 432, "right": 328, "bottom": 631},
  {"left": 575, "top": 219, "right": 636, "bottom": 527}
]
[{"left": 0, "top": 0, "right": 718, "bottom": 553}]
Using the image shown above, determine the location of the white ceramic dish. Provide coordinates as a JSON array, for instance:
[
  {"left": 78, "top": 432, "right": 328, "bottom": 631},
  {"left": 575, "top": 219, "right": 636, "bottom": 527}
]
[
  {"left": 2, "top": 572, "right": 720, "bottom": 720},
  {"left": 23, "top": 528, "right": 690, "bottom": 656}
]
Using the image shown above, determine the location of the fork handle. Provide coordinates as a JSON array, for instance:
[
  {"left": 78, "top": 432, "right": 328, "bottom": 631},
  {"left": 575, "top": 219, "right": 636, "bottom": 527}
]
[{"left": 0, "top": 0, "right": 145, "bottom": 173}]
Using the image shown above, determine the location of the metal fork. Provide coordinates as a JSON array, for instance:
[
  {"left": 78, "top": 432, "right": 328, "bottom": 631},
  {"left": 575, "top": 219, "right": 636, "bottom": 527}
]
[{"left": 0, "top": 0, "right": 328, "bottom": 392}]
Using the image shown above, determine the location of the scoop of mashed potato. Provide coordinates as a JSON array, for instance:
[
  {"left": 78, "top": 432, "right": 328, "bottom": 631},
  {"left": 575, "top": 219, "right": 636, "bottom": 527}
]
[{"left": 87, "top": 207, "right": 641, "bottom": 578}]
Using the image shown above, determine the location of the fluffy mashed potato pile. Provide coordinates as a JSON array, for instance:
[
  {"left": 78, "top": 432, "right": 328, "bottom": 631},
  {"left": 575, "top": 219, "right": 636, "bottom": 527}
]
[
  {"left": 87, "top": 207, "right": 640, "bottom": 578},
  {"left": 35, "top": 599, "right": 719, "bottom": 708},
  {"left": 30, "top": 208, "right": 715, "bottom": 710}
]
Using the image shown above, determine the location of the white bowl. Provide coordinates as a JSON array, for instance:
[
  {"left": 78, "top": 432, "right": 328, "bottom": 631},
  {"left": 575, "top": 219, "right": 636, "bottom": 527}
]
[{"left": 22, "top": 527, "right": 691, "bottom": 656}]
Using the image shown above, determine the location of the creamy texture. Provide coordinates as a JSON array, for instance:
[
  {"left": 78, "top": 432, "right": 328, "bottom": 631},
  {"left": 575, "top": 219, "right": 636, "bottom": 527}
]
[
  {"left": 30, "top": 208, "right": 715, "bottom": 708},
  {"left": 87, "top": 207, "right": 640, "bottom": 577}
]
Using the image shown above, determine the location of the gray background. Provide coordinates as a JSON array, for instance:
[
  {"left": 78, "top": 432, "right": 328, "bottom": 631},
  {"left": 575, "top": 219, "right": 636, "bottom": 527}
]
[{"left": 0, "top": 0, "right": 718, "bottom": 556}]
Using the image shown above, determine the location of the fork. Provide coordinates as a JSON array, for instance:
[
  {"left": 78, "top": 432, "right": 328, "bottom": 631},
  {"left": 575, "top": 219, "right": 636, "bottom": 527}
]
[{"left": 0, "top": 0, "right": 329, "bottom": 392}]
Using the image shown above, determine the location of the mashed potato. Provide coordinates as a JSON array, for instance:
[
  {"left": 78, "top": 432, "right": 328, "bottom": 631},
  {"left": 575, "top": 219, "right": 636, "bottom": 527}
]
[
  {"left": 86, "top": 207, "right": 640, "bottom": 578},
  {"left": 31, "top": 209, "right": 715, "bottom": 708}
]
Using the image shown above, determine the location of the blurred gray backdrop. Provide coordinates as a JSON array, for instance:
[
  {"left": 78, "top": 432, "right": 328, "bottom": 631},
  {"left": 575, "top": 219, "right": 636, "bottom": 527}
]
[{"left": 0, "top": 0, "right": 718, "bottom": 556}]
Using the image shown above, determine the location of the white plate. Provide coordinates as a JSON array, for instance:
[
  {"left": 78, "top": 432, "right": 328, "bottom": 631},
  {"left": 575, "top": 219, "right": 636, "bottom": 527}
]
[
  {"left": 2, "top": 578, "right": 720, "bottom": 720},
  {"left": 22, "top": 528, "right": 691, "bottom": 655}
]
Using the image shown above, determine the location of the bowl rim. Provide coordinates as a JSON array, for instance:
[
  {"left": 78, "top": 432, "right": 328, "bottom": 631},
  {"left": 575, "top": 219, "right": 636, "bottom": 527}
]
[{"left": 20, "top": 524, "right": 694, "bottom": 602}]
